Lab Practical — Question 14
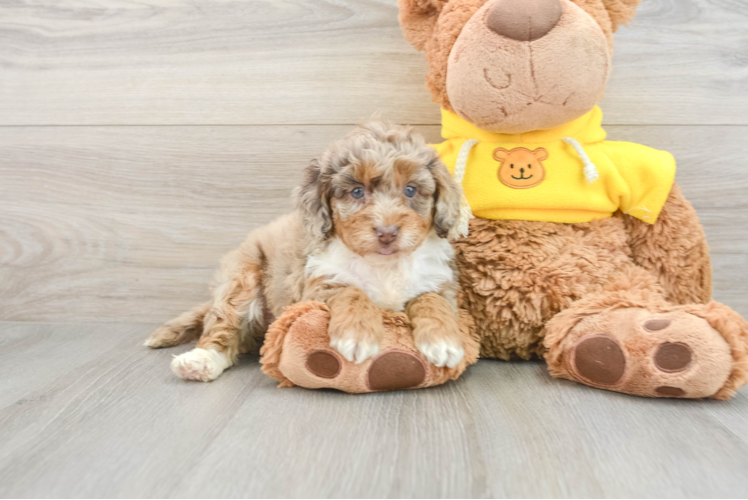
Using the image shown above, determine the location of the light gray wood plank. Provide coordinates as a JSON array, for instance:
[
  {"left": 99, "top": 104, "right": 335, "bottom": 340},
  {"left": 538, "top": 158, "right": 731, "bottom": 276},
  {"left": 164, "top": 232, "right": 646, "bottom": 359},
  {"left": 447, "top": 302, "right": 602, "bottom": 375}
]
[
  {"left": 0, "top": 322, "right": 746, "bottom": 498},
  {"left": 0, "top": 321, "right": 143, "bottom": 408},
  {"left": 1, "top": 0, "right": 746, "bottom": 126},
  {"left": 0, "top": 0, "right": 435, "bottom": 126},
  {"left": 1, "top": 124, "right": 747, "bottom": 323},
  {"left": 0, "top": 322, "right": 271, "bottom": 499},
  {"left": 599, "top": 0, "right": 748, "bottom": 125}
]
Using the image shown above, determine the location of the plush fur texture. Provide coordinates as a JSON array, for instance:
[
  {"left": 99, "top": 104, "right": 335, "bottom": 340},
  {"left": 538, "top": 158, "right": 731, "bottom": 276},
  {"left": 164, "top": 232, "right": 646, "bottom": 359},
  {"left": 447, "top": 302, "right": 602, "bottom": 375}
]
[
  {"left": 399, "top": 0, "right": 748, "bottom": 398},
  {"left": 147, "top": 122, "right": 469, "bottom": 380}
]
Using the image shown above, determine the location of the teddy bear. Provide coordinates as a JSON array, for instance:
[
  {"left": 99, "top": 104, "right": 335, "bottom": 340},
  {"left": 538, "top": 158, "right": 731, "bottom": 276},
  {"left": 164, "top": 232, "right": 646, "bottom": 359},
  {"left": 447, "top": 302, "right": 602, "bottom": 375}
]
[{"left": 396, "top": 0, "right": 748, "bottom": 398}]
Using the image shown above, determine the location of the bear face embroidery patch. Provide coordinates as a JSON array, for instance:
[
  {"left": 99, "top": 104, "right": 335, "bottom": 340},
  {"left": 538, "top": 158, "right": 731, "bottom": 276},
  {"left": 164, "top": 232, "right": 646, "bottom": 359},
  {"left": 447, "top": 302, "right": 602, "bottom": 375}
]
[{"left": 494, "top": 147, "right": 548, "bottom": 189}]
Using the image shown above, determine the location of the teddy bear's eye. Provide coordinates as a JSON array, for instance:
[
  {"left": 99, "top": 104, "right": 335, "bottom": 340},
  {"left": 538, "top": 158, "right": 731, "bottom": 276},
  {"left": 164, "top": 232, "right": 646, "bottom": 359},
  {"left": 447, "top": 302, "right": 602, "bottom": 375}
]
[
  {"left": 510, "top": 164, "right": 514, "bottom": 169},
  {"left": 528, "top": 164, "right": 532, "bottom": 169},
  {"left": 351, "top": 187, "right": 364, "bottom": 199}
]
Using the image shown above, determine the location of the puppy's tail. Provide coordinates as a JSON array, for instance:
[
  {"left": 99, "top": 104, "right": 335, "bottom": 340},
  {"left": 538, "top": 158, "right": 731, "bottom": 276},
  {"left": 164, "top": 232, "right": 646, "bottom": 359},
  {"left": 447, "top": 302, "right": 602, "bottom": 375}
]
[{"left": 144, "top": 301, "right": 211, "bottom": 349}]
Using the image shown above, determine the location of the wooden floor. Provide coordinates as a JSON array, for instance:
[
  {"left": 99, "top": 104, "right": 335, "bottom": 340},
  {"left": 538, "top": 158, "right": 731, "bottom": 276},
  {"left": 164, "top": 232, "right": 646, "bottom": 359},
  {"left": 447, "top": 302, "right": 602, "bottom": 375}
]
[
  {"left": 1, "top": 321, "right": 747, "bottom": 498},
  {"left": 1, "top": 0, "right": 748, "bottom": 497}
]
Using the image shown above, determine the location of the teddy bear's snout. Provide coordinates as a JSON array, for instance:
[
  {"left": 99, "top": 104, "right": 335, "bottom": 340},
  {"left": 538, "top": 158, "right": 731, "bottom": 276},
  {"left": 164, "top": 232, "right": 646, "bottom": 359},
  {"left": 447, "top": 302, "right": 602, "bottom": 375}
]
[{"left": 486, "top": 0, "right": 562, "bottom": 42}]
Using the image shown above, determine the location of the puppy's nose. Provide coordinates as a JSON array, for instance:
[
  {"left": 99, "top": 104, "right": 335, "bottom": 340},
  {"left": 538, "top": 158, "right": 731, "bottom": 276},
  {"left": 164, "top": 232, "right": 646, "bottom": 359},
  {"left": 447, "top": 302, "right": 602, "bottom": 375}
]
[
  {"left": 376, "top": 225, "right": 400, "bottom": 245},
  {"left": 486, "top": 0, "right": 562, "bottom": 42}
]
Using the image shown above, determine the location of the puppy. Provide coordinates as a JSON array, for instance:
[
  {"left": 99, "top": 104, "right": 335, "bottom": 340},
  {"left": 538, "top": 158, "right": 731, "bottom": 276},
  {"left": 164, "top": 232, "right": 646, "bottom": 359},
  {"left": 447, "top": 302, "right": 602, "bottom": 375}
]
[{"left": 145, "top": 122, "right": 467, "bottom": 381}]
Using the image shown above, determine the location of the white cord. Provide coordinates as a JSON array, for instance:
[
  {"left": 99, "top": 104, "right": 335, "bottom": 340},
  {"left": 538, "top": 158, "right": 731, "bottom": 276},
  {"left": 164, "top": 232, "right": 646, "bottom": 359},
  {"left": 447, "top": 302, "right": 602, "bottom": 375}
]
[
  {"left": 450, "top": 138, "right": 479, "bottom": 240},
  {"left": 563, "top": 137, "right": 599, "bottom": 184}
]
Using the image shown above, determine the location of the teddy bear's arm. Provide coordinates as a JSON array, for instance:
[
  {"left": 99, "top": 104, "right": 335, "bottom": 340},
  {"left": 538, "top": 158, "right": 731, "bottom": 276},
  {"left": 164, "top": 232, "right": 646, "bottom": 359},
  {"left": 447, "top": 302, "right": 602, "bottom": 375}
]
[{"left": 621, "top": 182, "right": 712, "bottom": 305}]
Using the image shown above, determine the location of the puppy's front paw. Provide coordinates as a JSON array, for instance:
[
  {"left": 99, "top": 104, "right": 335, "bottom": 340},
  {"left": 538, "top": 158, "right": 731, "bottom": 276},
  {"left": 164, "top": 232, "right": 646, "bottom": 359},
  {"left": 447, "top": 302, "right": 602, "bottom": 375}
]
[
  {"left": 171, "top": 347, "right": 229, "bottom": 381},
  {"left": 415, "top": 331, "right": 464, "bottom": 368},
  {"left": 329, "top": 331, "right": 380, "bottom": 364},
  {"left": 328, "top": 318, "right": 383, "bottom": 364}
]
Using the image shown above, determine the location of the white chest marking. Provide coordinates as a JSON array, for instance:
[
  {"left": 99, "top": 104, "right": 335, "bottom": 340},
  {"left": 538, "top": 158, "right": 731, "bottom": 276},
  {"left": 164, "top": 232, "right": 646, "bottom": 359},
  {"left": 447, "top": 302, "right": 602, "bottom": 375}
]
[{"left": 305, "top": 231, "right": 454, "bottom": 312}]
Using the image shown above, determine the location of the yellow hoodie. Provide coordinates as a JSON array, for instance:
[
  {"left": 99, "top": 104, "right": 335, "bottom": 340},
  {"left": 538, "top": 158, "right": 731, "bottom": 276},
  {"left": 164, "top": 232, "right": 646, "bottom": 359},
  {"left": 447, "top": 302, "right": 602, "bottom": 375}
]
[{"left": 433, "top": 106, "right": 676, "bottom": 224}]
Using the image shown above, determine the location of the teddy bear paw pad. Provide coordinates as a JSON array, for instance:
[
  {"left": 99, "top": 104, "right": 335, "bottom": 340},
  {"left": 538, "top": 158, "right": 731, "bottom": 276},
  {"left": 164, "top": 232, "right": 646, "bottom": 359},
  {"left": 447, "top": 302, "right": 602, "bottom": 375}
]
[
  {"left": 572, "top": 335, "right": 626, "bottom": 386},
  {"left": 655, "top": 386, "right": 686, "bottom": 397},
  {"left": 367, "top": 351, "right": 426, "bottom": 391},
  {"left": 305, "top": 350, "right": 342, "bottom": 379},
  {"left": 653, "top": 342, "right": 692, "bottom": 373}
]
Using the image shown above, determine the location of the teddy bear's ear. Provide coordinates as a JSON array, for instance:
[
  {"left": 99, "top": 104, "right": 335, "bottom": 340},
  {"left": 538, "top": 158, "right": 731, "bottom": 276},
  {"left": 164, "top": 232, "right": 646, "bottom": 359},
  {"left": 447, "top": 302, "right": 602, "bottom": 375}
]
[
  {"left": 601, "top": 0, "right": 642, "bottom": 32},
  {"left": 398, "top": 0, "right": 447, "bottom": 51},
  {"left": 533, "top": 148, "right": 549, "bottom": 161},
  {"left": 493, "top": 148, "right": 509, "bottom": 162}
]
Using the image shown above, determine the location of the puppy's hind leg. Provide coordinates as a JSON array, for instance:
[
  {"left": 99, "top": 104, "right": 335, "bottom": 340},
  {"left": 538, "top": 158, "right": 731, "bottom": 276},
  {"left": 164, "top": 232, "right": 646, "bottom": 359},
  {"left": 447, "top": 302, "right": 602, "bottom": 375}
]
[
  {"left": 145, "top": 301, "right": 211, "bottom": 348},
  {"left": 171, "top": 256, "right": 267, "bottom": 382}
]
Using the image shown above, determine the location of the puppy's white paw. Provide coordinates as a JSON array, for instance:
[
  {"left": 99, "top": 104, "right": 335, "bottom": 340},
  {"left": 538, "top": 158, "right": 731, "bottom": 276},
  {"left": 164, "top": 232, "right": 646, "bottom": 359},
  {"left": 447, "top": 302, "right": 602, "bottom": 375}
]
[
  {"left": 416, "top": 338, "right": 465, "bottom": 368},
  {"left": 171, "top": 348, "right": 229, "bottom": 382},
  {"left": 330, "top": 333, "right": 380, "bottom": 364}
]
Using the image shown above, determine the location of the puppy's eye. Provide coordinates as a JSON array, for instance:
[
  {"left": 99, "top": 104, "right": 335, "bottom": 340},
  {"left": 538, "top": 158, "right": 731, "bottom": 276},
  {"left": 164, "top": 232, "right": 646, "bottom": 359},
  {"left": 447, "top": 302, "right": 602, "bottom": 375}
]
[
  {"left": 351, "top": 187, "right": 364, "bottom": 199},
  {"left": 404, "top": 186, "right": 417, "bottom": 198}
]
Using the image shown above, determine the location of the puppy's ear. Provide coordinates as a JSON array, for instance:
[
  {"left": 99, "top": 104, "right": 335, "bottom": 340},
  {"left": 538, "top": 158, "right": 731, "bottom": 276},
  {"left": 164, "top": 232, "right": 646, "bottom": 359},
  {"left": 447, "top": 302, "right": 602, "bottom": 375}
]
[
  {"left": 296, "top": 159, "right": 333, "bottom": 241},
  {"left": 398, "top": 0, "right": 447, "bottom": 51},
  {"left": 429, "top": 157, "right": 465, "bottom": 240},
  {"left": 601, "top": 0, "right": 641, "bottom": 32}
]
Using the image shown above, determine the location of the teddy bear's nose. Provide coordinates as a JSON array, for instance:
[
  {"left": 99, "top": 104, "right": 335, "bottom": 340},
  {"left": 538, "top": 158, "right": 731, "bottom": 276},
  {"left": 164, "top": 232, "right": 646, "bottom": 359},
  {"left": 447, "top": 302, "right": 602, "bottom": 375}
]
[{"left": 486, "top": 0, "right": 563, "bottom": 42}]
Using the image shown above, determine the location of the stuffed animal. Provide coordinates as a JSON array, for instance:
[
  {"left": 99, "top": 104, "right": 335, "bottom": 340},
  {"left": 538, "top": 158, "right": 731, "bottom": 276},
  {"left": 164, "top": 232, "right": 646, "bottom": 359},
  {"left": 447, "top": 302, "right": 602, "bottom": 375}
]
[
  {"left": 397, "top": 0, "right": 748, "bottom": 398},
  {"left": 260, "top": 302, "right": 479, "bottom": 393}
]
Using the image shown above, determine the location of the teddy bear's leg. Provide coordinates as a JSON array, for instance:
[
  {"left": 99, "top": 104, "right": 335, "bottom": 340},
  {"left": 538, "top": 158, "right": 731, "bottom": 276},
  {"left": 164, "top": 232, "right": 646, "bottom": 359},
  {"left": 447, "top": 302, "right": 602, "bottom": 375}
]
[
  {"left": 622, "top": 183, "right": 712, "bottom": 305},
  {"left": 544, "top": 266, "right": 748, "bottom": 399}
]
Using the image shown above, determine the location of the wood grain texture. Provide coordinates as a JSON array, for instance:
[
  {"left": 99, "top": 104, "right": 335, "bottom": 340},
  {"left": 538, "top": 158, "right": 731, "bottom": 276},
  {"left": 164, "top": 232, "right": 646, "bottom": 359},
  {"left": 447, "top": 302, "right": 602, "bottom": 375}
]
[
  {"left": 1, "top": 0, "right": 747, "bottom": 126},
  {"left": 1, "top": 125, "right": 747, "bottom": 323},
  {"left": 0, "top": 322, "right": 746, "bottom": 498}
]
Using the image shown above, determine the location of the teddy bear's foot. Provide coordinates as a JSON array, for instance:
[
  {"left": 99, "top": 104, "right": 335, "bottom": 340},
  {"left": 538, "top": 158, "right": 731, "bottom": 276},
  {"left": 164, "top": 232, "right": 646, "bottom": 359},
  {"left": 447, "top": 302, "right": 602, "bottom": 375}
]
[
  {"left": 546, "top": 306, "right": 748, "bottom": 399},
  {"left": 259, "top": 302, "right": 479, "bottom": 393}
]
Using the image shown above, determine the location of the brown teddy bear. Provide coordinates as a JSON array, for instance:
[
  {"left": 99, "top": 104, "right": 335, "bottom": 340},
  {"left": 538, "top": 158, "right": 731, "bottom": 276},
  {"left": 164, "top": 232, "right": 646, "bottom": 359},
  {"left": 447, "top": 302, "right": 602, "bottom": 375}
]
[{"left": 397, "top": 0, "right": 748, "bottom": 399}]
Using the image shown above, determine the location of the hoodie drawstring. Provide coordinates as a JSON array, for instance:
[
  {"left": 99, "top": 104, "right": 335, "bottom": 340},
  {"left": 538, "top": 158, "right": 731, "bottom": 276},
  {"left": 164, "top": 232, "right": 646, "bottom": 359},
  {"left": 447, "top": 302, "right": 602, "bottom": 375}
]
[
  {"left": 450, "top": 138, "right": 479, "bottom": 239},
  {"left": 563, "top": 137, "right": 599, "bottom": 184}
]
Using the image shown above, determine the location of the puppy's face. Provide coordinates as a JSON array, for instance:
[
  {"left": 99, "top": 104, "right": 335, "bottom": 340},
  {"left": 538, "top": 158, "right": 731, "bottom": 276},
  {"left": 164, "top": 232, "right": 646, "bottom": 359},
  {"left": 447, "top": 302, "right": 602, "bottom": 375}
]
[
  {"left": 297, "top": 122, "right": 463, "bottom": 258},
  {"left": 331, "top": 156, "right": 435, "bottom": 257}
]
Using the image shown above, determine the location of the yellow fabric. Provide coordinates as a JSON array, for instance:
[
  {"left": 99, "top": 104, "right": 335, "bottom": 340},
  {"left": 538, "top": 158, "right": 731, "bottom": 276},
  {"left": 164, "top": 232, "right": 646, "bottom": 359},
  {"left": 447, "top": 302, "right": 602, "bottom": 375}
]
[{"left": 433, "top": 106, "right": 676, "bottom": 224}]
